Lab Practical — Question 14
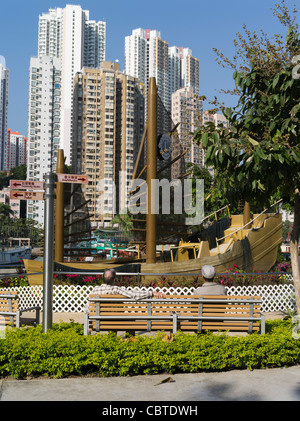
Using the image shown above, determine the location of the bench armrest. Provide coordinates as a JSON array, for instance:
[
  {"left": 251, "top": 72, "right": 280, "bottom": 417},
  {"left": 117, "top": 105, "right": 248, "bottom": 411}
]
[{"left": 16, "top": 306, "right": 41, "bottom": 328}]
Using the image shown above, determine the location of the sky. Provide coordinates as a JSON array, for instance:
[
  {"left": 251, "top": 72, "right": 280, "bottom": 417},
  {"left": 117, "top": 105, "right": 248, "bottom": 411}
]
[{"left": 0, "top": 0, "right": 298, "bottom": 136}]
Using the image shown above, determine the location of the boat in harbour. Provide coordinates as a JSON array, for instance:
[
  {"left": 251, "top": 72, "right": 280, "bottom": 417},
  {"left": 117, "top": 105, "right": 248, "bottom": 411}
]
[{"left": 0, "top": 244, "right": 32, "bottom": 267}]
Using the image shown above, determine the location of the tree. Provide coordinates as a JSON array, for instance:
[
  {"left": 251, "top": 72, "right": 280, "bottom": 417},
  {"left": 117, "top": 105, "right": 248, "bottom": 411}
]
[
  {"left": 0, "top": 164, "right": 27, "bottom": 190},
  {"left": 194, "top": 1, "right": 300, "bottom": 314},
  {"left": 9, "top": 164, "right": 27, "bottom": 181},
  {"left": 111, "top": 211, "right": 133, "bottom": 237},
  {"left": 0, "top": 203, "right": 14, "bottom": 220},
  {"left": 186, "top": 163, "right": 239, "bottom": 217}
]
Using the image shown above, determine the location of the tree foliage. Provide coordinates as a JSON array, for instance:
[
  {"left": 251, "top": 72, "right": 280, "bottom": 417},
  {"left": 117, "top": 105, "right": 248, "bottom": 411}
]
[
  {"left": 194, "top": 0, "right": 300, "bottom": 313},
  {"left": 0, "top": 164, "right": 27, "bottom": 190}
]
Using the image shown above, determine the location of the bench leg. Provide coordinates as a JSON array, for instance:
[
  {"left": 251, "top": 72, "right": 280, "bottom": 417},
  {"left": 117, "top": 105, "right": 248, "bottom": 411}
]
[
  {"left": 16, "top": 311, "right": 20, "bottom": 328},
  {"left": 172, "top": 312, "right": 178, "bottom": 334},
  {"left": 84, "top": 313, "right": 89, "bottom": 335},
  {"left": 260, "top": 313, "right": 266, "bottom": 334},
  {"left": 36, "top": 308, "right": 40, "bottom": 325}
]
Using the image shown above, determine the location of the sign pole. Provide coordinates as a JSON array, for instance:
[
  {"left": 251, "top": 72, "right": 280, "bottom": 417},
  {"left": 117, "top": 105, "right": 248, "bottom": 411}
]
[
  {"left": 43, "top": 172, "right": 55, "bottom": 333},
  {"left": 55, "top": 149, "right": 65, "bottom": 262}
]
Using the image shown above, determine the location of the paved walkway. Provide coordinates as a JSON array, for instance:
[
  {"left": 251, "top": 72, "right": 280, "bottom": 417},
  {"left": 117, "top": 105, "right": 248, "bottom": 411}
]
[{"left": 1, "top": 365, "right": 300, "bottom": 401}]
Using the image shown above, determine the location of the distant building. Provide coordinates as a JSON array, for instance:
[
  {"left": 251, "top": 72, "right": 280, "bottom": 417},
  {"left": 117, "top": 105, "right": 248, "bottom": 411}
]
[
  {"left": 72, "top": 62, "right": 144, "bottom": 225},
  {"left": 26, "top": 56, "right": 61, "bottom": 225},
  {"left": 0, "top": 188, "right": 21, "bottom": 218},
  {"left": 202, "top": 110, "right": 229, "bottom": 128},
  {"left": 171, "top": 86, "right": 203, "bottom": 170},
  {"left": 7, "top": 130, "right": 27, "bottom": 170},
  {"left": 125, "top": 29, "right": 199, "bottom": 113},
  {"left": 37, "top": 5, "right": 106, "bottom": 164},
  {"left": 0, "top": 56, "right": 9, "bottom": 171}
]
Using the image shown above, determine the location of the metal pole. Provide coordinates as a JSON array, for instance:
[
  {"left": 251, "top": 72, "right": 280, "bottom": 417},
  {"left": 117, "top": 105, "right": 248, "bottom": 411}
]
[
  {"left": 55, "top": 149, "right": 64, "bottom": 262},
  {"left": 146, "top": 77, "right": 157, "bottom": 264},
  {"left": 43, "top": 172, "right": 55, "bottom": 333}
]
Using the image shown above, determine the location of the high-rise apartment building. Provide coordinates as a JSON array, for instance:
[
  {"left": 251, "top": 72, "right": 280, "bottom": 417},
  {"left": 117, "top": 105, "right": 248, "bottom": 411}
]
[
  {"left": 0, "top": 56, "right": 9, "bottom": 171},
  {"left": 37, "top": 5, "right": 106, "bottom": 164},
  {"left": 125, "top": 29, "right": 199, "bottom": 112},
  {"left": 72, "top": 62, "right": 144, "bottom": 225},
  {"left": 125, "top": 29, "right": 169, "bottom": 112},
  {"left": 171, "top": 86, "right": 203, "bottom": 169},
  {"left": 27, "top": 56, "right": 61, "bottom": 225},
  {"left": 27, "top": 5, "right": 106, "bottom": 225},
  {"left": 180, "top": 48, "right": 199, "bottom": 95},
  {"left": 7, "top": 129, "right": 28, "bottom": 170}
]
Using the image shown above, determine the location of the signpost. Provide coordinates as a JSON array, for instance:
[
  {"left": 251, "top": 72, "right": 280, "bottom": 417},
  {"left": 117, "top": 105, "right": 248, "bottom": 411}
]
[
  {"left": 10, "top": 165, "right": 89, "bottom": 333},
  {"left": 10, "top": 190, "right": 44, "bottom": 201},
  {"left": 10, "top": 180, "right": 44, "bottom": 190},
  {"left": 56, "top": 174, "right": 88, "bottom": 184}
]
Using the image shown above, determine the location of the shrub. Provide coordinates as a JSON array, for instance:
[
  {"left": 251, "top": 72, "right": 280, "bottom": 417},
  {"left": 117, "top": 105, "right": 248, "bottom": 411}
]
[{"left": 0, "top": 320, "right": 300, "bottom": 379}]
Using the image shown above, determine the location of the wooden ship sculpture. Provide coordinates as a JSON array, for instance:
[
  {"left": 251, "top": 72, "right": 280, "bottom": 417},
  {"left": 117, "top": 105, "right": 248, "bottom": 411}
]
[{"left": 24, "top": 78, "right": 282, "bottom": 283}]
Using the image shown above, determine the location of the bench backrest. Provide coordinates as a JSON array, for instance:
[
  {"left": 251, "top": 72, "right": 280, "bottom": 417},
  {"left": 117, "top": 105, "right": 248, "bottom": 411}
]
[
  {"left": 0, "top": 291, "right": 19, "bottom": 327},
  {"left": 185, "top": 294, "right": 262, "bottom": 332},
  {"left": 87, "top": 294, "right": 262, "bottom": 333}
]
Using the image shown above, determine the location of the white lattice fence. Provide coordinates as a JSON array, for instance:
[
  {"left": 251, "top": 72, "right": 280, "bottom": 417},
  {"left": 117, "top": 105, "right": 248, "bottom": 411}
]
[
  {"left": 0, "top": 283, "right": 296, "bottom": 313},
  {"left": 226, "top": 284, "right": 296, "bottom": 312}
]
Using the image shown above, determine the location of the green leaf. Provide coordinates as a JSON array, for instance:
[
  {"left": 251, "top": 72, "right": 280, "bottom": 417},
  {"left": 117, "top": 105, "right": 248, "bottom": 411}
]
[
  {"left": 224, "top": 144, "right": 231, "bottom": 156},
  {"left": 291, "top": 150, "right": 300, "bottom": 163},
  {"left": 212, "top": 132, "right": 220, "bottom": 143},
  {"left": 205, "top": 145, "right": 213, "bottom": 160},
  {"left": 247, "top": 136, "right": 259, "bottom": 146},
  {"left": 235, "top": 73, "right": 241, "bottom": 87},
  {"left": 201, "top": 132, "right": 209, "bottom": 147},
  {"left": 272, "top": 73, "right": 280, "bottom": 89},
  {"left": 269, "top": 121, "right": 276, "bottom": 133},
  {"left": 291, "top": 103, "right": 300, "bottom": 117}
]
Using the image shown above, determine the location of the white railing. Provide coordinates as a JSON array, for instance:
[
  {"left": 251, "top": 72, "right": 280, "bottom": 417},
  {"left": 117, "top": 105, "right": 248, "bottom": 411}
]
[{"left": 0, "top": 282, "right": 296, "bottom": 313}]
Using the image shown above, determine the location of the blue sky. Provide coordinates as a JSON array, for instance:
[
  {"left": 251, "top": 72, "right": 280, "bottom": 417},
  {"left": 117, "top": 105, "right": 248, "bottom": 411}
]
[{"left": 0, "top": 0, "right": 298, "bottom": 135}]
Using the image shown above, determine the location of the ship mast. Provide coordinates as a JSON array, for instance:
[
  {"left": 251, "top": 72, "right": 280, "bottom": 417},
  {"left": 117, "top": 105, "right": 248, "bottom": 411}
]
[{"left": 146, "top": 77, "right": 157, "bottom": 264}]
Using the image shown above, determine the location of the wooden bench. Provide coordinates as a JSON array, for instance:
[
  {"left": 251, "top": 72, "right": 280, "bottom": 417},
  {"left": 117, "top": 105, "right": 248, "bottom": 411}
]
[
  {"left": 0, "top": 291, "right": 41, "bottom": 328},
  {"left": 84, "top": 294, "right": 265, "bottom": 335}
]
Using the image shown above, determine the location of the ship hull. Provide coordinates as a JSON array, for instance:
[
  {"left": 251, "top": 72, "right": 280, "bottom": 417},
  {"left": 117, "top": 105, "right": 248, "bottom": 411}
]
[{"left": 23, "top": 213, "right": 282, "bottom": 284}]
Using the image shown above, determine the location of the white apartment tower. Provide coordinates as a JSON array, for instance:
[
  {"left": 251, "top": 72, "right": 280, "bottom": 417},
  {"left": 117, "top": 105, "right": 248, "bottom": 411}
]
[
  {"left": 7, "top": 130, "right": 28, "bottom": 170},
  {"left": 27, "top": 6, "right": 106, "bottom": 225},
  {"left": 27, "top": 56, "right": 61, "bottom": 225},
  {"left": 37, "top": 5, "right": 106, "bottom": 164},
  {"left": 0, "top": 56, "right": 9, "bottom": 171},
  {"left": 125, "top": 29, "right": 199, "bottom": 112},
  {"left": 125, "top": 29, "right": 170, "bottom": 112}
]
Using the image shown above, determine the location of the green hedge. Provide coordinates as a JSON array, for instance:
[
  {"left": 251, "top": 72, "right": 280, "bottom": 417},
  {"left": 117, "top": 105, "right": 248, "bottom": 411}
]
[{"left": 0, "top": 320, "right": 300, "bottom": 379}]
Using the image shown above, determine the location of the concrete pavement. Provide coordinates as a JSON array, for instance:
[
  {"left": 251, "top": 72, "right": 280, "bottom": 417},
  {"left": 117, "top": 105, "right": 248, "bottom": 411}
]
[{"left": 1, "top": 365, "right": 300, "bottom": 401}]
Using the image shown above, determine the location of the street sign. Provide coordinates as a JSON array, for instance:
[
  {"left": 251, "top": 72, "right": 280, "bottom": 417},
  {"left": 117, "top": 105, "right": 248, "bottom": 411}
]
[
  {"left": 10, "top": 190, "right": 44, "bottom": 201},
  {"left": 10, "top": 180, "right": 44, "bottom": 190},
  {"left": 56, "top": 174, "right": 88, "bottom": 184}
]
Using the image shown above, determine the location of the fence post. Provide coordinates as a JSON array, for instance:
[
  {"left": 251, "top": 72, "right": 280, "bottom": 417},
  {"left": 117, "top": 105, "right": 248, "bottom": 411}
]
[{"left": 233, "top": 273, "right": 237, "bottom": 286}]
